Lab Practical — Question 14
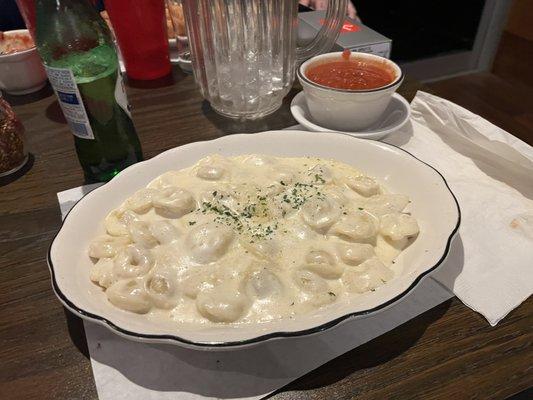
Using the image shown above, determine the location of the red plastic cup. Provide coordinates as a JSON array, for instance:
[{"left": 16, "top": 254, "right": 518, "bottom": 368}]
[
  {"left": 105, "top": 0, "right": 171, "bottom": 80},
  {"left": 15, "top": 0, "right": 36, "bottom": 38}
]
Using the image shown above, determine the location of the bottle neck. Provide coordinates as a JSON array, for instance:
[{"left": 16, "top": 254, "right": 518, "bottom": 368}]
[{"left": 36, "top": 0, "right": 112, "bottom": 63}]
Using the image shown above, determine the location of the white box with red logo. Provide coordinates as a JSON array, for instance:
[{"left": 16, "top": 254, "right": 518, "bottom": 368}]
[{"left": 298, "top": 10, "right": 392, "bottom": 58}]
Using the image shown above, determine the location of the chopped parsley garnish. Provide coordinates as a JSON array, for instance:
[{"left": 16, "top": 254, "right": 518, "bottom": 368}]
[
  {"left": 196, "top": 179, "right": 327, "bottom": 240},
  {"left": 314, "top": 174, "right": 326, "bottom": 184},
  {"left": 242, "top": 204, "right": 256, "bottom": 218},
  {"left": 188, "top": 221, "right": 196, "bottom": 226}
]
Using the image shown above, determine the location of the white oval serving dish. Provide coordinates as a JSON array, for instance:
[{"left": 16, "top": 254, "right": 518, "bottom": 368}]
[{"left": 48, "top": 130, "right": 460, "bottom": 349}]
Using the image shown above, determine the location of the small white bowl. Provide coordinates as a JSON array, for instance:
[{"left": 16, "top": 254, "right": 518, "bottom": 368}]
[
  {"left": 0, "top": 30, "right": 47, "bottom": 95},
  {"left": 291, "top": 91, "right": 411, "bottom": 140},
  {"left": 297, "top": 52, "right": 403, "bottom": 132}
]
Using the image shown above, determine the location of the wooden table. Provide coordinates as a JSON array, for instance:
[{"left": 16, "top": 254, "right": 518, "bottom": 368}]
[{"left": 1, "top": 67, "right": 531, "bottom": 400}]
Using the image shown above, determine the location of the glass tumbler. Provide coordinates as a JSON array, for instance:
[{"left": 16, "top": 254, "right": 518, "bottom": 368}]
[{"left": 182, "top": 0, "right": 347, "bottom": 119}]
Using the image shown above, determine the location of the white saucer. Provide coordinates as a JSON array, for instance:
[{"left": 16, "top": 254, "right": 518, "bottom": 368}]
[{"left": 290, "top": 91, "right": 411, "bottom": 140}]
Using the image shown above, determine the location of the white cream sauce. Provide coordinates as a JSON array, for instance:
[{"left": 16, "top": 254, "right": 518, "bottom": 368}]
[{"left": 88, "top": 154, "right": 419, "bottom": 324}]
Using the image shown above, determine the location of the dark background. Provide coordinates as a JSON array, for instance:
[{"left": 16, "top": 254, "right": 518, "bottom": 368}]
[
  {"left": 5, "top": 0, "right": 487, "bottom": 64},
  {"left": 354, "top": 0, "right": 486, "bottom": 62},
  {"left": 0, "top": 0, "right": 25, "bottom": 31},
  {"left": 299, "top": 0, "right": 486, "bottom": 62}
]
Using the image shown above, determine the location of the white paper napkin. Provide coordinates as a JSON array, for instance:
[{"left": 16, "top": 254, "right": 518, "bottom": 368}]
[
  {"left": 384, "top": 91, "right": 533, "bottom": 326},
  {"left": 55, "top": 90, "right": 532, "bottom": 399}
]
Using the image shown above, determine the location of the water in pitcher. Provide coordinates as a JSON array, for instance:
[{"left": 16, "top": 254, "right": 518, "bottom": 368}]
[{"left": 183, "top": 0, "right": 347, "bottom": 119}]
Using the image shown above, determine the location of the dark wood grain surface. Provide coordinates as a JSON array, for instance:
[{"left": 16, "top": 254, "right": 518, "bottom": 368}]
[{"left": 0, "top": 64, "right": 531, "bottom": 400}]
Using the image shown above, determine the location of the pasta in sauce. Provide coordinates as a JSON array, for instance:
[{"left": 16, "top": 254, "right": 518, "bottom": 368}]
[{"left": 88, "top": 155, "right": 419, "bottom": 324}]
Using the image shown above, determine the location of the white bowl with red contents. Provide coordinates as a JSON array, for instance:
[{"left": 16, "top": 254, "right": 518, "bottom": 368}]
[
  {"left": 0, "top": 29, "right": 47, "bottom": 95},
  {"left": 297, "top": 52, "right": 403, "bottom": 131}
]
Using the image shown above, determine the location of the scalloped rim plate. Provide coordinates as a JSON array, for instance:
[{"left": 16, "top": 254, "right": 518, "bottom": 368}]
[{"left": 48, "top": 130, "right": 460, "bottom": 350}]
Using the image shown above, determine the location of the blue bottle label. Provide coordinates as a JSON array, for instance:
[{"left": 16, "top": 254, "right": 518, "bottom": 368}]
[{"left": 45, "top": 66, "right": 95, "bottom": 140}]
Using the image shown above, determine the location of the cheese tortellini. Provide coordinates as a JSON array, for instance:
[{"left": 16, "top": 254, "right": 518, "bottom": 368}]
[
  {"left": 380, "top": 213, "right": 420, "bottom": 241},
  {"left": 301, "top": 197, "right": 340, "bottom": 233},
  {"left": 246, "top": 269, "right": 284, "bottom": 299},
  {"left": 195, "top": 154, "right": 229, "bottom": 181},
  {"left": 144, "top": 269, "right": 180, "bottom": 309},
  {"left": 153, "top": 187, "right": 195, "bottom": 218},
  {"left": 293, "top": 270, "right": 329, "bottom": 294},
  {"left": 342, "top": 259, "right": 395, "bottom": 294},
  {"left": 365, "top": 194, "right": 410, "bottom": 216},
  {"left": 90, "top": 258, "right": 116, "bottom": 288},
  {"left": 113, "top": 245, "right": 154, "bottom": 279},
  {"left": 124, "top": 188, "right": 159, "bottom": 214},
  {"left": 128, "top": 221, "right": 158, "bottom": 248},
  {"left": 88, "top": 154, "right": 419, "bottom": 324},
  {"left": 337, "top": 243, "right": 375, "bottom": 266},
  {"left": 196, "top": 284, "right": 249, "bottom": 322},
  {"left": 304, "top": 250, "right": 344, "bottom": 279},
  {"left": 180, "top": 268, "right": 215, "bottom": 299},
  {"left": 346, "top": 176, "right": 380, "bottom": 197},
  {"left": 106, "top": 279, "right": 152, "bottom": 314},
  {"left": 331, "top": 211, "right": 379, "bottom": 243},
  {"left": 88, "top": 236, "right": 130, "bottom": 259},
  {"left": 149, "top": 220, "right": 180, "bottom": 244},
  {"left": 241, "top": 238, "right": 280, "bottom": 261},
  {"left": 185, "top": 222, "right": 234, "bottom": 264},
  {"left": 105, "top": 209, "right": 139, "bottom": 236}
]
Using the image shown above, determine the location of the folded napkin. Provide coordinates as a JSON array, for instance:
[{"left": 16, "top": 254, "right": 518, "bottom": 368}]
[
  {"left": 384, "top": 91, "right": 533, "bottom": 325},
  {"left": 55, "top": 90, "right": 532, "bottom": 399}
]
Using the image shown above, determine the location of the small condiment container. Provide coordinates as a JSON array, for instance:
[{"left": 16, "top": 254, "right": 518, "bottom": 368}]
[
  {"left": 297, "top": 51, "right": 403, "bottom": 131},
  {"left": 0, "top": 29, "right": 48, "bottom": 95},
  {"left": 0, "top": 95, "right": 28, "bottom": 178}
]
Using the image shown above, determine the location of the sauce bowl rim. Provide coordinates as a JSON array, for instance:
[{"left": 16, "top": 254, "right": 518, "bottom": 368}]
[{"left": 298, "top": 51, "right": 403, "bottom": 94}]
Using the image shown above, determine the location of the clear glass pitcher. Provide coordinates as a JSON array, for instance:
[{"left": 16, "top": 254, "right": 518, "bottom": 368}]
[{"left": 183, "top": 0, "right": 347, "bottom": 119}]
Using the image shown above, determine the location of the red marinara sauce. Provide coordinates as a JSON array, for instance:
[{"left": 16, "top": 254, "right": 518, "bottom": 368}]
[
  {"left": 305, "top": 49, "right": 396, "bottom": 91},
  {"left": 0, "top": 32, "right": 35, "bottom": 55}
]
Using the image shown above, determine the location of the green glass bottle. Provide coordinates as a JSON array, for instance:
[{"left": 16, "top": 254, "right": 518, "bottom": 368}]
[{"left": 35, "top": 0, "right": 143, "bottom": 182}]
